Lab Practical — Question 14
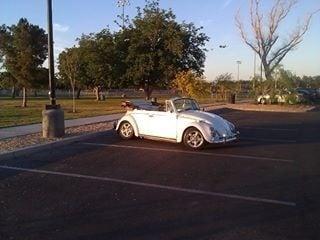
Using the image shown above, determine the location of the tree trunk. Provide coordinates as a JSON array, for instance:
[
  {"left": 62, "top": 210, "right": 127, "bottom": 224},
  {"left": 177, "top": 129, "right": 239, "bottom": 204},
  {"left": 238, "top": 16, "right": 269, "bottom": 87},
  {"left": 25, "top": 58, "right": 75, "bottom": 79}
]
[
  {"left": 22, "top": 87, "right": 27, "bottom": 108},
  {"left": 72, "top": 86, "right": 76, "bottom": 113},
  {"left": 11, "top": 85, "right": 16, "bottom": 99},
  {"left": 94, "top": 86, "right": 100, "bottom": 101},
  {"left": 144, "top": 81, "right": 153, "bottom": 100},
  {"left": 76, "top": 88, "right": 81, "bottom": 99},
  {"left": 34, "top": 90, "right": 38, "bottom": 97}
]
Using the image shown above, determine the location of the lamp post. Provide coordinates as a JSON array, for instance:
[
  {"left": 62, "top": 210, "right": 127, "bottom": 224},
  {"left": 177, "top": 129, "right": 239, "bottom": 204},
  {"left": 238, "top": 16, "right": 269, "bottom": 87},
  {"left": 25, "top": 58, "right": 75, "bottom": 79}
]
[
  {"left": 117, "top": 0, "right": 130, "bottom": 29},
  {"left": 253, "top": 52, "right": 256, "bottom": 90},
  {"left": 47, "top": 0, "right": 56, "bottom": 106},
  {"left": 236, "top": 60, "right": 242, "bottom": 93},
  {"left": 42, "top": 0, "right": 65, "bottom": 138},
  {"left": 236, "top": 60, "right": 242, "bottom": 81}
]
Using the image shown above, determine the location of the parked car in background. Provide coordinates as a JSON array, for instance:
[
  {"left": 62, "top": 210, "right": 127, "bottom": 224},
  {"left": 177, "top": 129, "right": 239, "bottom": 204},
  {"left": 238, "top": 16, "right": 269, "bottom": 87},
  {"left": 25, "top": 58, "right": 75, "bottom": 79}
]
[
  {"left": 114, "top": 97, "right": 239, "bottom": 150},
  {"left": 257, "top": 94, "right": 286, "bottom": 104},
  {"left": 257, "top": 88, "right": 318, "bottom": 105},
  {"left": 296, "top": 88, "right": 318, "bottom": 101}
]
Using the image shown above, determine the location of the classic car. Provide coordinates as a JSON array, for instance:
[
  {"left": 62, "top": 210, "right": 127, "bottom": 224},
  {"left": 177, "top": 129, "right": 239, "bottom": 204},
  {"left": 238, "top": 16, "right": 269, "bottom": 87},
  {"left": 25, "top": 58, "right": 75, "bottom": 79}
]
[{"left": 114, "top": 97, "right": 239, "bottom": 150}]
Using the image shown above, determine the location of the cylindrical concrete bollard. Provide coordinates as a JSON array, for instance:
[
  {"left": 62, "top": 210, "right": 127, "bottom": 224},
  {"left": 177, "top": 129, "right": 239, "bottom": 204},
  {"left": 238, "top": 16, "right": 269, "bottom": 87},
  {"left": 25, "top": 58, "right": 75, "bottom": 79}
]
[{"left": 42, "top": 108, "right": 65, "bottom": 138}]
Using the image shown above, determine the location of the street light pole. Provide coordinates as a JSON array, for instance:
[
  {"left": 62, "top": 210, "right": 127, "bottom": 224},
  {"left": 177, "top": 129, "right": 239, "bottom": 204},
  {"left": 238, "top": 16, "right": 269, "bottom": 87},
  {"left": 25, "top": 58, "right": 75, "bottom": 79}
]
[
  {"left": 117, "top": 0, "right": 130, "bottom": 29},
  {"left": 236, "top": 60, "right": 241, "bottom": 81},
  {"left": 47, "top": 0, "right": 56, "bottom": 106},
  {"left": 42, "top": 0, "right": 65, "bottom": 138},
  {"left": 236, "top": 60, "right": 242, "bottom": 92},
  {"left": 253, "top": 52, "right": 256, "bottom": 90}
]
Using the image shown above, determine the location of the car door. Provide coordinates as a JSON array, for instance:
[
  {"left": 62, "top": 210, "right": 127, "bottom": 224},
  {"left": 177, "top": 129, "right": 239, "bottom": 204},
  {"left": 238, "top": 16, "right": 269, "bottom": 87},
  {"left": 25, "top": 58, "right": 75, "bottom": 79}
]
[
  {"left": 146, "top": 111, "right": 177, "bottom": 139},
  {"left": 131, "top": 110, "right": 152, "bottom": 135}
]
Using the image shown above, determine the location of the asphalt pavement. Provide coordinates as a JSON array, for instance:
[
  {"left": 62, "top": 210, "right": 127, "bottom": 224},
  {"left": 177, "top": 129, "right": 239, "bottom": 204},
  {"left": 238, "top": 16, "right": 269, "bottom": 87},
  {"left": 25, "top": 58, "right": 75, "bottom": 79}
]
[{"left": 0, "top": 109, "right": 319, "bottom": 240}]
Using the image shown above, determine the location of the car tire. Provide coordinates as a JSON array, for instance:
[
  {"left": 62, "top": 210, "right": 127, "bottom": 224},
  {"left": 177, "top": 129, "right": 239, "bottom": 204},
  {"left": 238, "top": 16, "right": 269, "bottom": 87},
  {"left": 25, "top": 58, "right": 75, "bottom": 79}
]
[
  {"left": 118, "top": 121, "right": 134, "bottom": 140},
  {"left": 183, "top": 127, "right": 206, "bottom": 150}
]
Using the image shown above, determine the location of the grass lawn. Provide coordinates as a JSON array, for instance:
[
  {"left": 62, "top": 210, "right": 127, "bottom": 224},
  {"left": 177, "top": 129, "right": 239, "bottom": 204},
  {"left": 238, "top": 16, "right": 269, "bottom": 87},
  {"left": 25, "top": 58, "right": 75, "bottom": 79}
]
[
  {"left": 0, "top": 96, "right": 220, "bottom": 128},
  {"left": 0, "top": 97, "right": 126, "bottom": 128}
]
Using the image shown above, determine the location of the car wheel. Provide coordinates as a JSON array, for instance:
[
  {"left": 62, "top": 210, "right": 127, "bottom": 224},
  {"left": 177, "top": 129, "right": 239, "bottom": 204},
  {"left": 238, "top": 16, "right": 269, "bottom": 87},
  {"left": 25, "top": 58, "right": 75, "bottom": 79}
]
[
  {"left": 183, "top": 127, "right": 206, "bottom": 150},
  {"left": 118, "top": 121, "right": 134, "bottom": 140}
]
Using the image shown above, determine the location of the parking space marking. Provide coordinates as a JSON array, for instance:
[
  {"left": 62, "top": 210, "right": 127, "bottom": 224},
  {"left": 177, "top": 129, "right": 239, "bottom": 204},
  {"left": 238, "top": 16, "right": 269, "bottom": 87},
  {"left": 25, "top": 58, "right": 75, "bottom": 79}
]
[
  {"left": 82, "top": 142, "right": 294, "bottom": 163},
  {"left": 0, "top": 165, "right": 296, "bottom": 207}
]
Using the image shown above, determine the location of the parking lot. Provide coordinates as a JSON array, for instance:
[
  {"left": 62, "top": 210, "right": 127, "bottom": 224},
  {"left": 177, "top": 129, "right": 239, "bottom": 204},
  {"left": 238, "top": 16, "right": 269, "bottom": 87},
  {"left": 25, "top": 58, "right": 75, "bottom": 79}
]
[{"left": 1, "top": 109, "right": 320, "bottom": 240}]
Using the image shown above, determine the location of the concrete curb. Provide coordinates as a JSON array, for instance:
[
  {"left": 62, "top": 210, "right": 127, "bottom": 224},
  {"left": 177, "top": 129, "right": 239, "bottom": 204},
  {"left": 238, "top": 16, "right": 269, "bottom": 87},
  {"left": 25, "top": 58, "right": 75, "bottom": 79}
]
[
  {"left": 0, "top": 129, "right": 113, "bottom": 161},
  {"left": 205, "top": 104, "right": 317, "bottom": 113}
]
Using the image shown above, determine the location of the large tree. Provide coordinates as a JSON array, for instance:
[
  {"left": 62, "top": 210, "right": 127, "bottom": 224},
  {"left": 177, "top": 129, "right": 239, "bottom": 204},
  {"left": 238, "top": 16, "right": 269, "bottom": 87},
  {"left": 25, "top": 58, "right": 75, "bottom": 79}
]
[
  {"left": 126, "top": 0, "right": 209, "bottom": 99},
  {"left": 235, "top": 0, "right": 318, "bottom": 83},
  {"left": 77, "top": 29, "right": 116, "bottom": 100},
  {"left": 58, "top": 47, "right": 83, "bottom": 112},
  {"left": 0, "top": 18, "right": 47, "bottom": 107}
]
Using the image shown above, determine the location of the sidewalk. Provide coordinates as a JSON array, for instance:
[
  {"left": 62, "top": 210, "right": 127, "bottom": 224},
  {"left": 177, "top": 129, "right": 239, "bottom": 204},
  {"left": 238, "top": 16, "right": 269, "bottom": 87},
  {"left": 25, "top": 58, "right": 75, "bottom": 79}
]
[{"left": 0, "top": 113, "right": 124, "bottom": 140}]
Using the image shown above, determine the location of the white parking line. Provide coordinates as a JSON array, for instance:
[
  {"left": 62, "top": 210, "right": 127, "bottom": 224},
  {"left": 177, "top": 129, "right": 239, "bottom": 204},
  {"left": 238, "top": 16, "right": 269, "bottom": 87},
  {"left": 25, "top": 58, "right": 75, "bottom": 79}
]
[
  {"left": 0, "top": 165, "right": 296, "bottom": 207},
  {"left": 82, "top": 142, "right": 294, "bottom": 163}
]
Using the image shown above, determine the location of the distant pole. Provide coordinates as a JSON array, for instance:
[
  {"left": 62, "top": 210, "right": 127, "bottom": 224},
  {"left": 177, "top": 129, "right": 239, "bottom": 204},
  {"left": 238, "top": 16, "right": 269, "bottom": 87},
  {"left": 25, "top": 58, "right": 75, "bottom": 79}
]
[
  {"left": 236, "top": 60, "right": 242, "bottom": 81},
  {"left": 117, "top": 0, "right": 130, "bottom": 29},
  {"left": 253, "top": 52, "right": 256, "bottom": 90},
  {"left": 260, "top": 60, "right": 263, "bottom": 81},
  {"left": 237, "top": 60, "right": 242, "bottom": 92},
  {"left": 47, "top": 0, "right": 56, "bottom": 106},
  {"left": 253, "top": 52, "right": 256, "bottom": 77}
]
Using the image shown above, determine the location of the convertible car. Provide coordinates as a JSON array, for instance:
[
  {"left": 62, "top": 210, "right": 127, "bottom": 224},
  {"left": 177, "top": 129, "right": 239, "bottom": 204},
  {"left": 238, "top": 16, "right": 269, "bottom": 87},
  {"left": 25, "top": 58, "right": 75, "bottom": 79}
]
[{"left": 114, "top": 97, "right": 239, "bottom": 150}]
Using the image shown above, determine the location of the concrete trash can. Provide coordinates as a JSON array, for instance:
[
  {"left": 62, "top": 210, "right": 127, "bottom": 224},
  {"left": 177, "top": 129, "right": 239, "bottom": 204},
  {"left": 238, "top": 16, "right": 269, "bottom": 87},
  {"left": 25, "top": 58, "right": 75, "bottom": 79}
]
[{"left": 228, "top": 93, "right": 236, "bottom": 104}]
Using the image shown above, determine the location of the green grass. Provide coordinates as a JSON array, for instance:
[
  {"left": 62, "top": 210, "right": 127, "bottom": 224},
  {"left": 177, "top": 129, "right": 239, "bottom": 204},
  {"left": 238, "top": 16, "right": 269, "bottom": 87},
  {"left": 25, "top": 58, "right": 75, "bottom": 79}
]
[
  {"left": 0, "top": 97, "right": 126, "bottom": 128},
  {"left": 0, "top": 96, "right": 221, "bottom": 128}
]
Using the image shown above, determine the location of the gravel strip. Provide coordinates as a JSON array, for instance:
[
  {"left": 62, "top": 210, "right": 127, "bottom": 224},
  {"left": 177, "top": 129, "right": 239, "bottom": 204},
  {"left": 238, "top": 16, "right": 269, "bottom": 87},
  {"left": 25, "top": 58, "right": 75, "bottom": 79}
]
[{"left": 0, "top": 121, "right": 113, "bottom": 154}]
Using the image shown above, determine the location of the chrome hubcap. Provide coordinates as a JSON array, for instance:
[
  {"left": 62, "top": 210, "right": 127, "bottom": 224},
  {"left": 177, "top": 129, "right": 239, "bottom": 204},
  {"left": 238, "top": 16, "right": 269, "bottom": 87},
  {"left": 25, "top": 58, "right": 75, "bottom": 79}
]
[
  {"left": 186, "top": 131, "right": 204, "bottom": 148},
  {"left": 120, "top": 123, "right": 133, "bottom": 137}
]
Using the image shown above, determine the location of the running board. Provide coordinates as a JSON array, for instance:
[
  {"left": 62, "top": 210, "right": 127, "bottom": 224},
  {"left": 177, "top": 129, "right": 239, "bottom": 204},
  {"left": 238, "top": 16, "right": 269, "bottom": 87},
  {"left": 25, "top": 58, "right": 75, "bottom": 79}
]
[{"left": 139, "top": 135, "right": 178, "bottom": 143}]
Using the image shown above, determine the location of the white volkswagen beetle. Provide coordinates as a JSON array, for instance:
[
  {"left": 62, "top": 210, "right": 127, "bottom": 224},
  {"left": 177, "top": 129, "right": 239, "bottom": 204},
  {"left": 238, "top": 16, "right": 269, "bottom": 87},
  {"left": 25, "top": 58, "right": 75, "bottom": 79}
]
[{"left": 114, "top": 97, "right": 239, "bottom": 150}]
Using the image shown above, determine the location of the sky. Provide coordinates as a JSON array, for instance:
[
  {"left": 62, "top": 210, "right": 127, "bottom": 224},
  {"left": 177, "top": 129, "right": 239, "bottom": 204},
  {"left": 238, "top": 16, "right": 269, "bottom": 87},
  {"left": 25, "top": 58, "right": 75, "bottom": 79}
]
[{"left": 1, "top": 0, "right": 319, "bottom": 81}]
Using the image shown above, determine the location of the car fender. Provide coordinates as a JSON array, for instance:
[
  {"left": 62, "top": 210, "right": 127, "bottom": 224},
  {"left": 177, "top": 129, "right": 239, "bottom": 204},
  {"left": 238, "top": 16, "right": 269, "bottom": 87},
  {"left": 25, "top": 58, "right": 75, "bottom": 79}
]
[
  {"left": 176, "top": 121, "right": 212, "bottom": 143},
  {"left": 116, "top": 114, "right": 139, "bottom": 137}
]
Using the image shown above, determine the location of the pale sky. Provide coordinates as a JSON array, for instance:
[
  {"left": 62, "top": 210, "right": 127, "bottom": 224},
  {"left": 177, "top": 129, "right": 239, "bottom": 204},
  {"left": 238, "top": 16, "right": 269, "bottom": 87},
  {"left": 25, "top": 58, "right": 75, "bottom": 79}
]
[{"left": 1, "top": 0, "right": 319, "bottom": 80}]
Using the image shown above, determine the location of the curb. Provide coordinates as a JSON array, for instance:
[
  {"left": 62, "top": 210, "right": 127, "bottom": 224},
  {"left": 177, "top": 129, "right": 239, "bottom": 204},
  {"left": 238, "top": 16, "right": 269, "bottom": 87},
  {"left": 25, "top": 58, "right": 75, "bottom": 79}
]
[
  {"left": 205, "top": 104, "right": 316, "bottom": 113},
  {"left": 0, "top": 129, "right": 113, "bottom": 161}
]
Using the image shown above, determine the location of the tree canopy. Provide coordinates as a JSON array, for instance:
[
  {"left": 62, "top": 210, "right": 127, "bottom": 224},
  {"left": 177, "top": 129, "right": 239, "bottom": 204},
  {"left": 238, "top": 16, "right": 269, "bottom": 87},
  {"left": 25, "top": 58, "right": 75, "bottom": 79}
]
[
  {"left": 125, "top": 0, "right": 209, "bottom": 98},
  {"left": 0, "top": 18, "right": 47, "bottom": 106},
  {"left": 57, "top": 0, "right": 209, "bottom": 99}
]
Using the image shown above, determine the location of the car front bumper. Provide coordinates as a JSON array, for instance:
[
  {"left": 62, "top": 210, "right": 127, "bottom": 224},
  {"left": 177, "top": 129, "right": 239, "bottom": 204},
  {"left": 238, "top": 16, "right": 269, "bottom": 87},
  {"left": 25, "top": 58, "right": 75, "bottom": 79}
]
[{"left": 211, "top": 131, "right": 240, "bottom": 144}]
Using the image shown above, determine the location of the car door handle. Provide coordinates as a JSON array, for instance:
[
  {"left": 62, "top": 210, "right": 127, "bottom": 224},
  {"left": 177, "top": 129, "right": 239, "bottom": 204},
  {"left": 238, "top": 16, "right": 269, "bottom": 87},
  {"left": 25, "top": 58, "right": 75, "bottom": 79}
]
[{"left": 149, "top": 114, "right": 154, "bottom": 117}]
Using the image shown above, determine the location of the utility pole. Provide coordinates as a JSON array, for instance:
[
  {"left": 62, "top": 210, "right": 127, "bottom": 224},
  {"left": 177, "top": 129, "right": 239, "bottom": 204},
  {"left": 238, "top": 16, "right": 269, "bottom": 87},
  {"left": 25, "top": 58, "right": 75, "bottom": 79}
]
[
  {"left": 47, "top": 0, "right": 56, "bottom": 106},
  {"left": 117, "top": 0, "right": 130, "bottom": 29},
  {"left": 42, "top": 0, "right": 65, "bottom": 138},
  {"left": 253, "top": 52, "right": 256, "bottom": 90},
  {"left": 236, "top": 60, "right": 242, "bottom": 92},
  {"left": 236, "top": 60, "right": 242, "bottom": 81}
]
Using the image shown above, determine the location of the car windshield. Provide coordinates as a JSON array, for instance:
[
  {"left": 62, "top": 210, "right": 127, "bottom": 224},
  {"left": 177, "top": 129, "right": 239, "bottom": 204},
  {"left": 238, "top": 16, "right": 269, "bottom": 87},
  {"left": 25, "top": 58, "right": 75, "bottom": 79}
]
[{"left": 173, "top": 98, "right": 200, "bottom": 112}]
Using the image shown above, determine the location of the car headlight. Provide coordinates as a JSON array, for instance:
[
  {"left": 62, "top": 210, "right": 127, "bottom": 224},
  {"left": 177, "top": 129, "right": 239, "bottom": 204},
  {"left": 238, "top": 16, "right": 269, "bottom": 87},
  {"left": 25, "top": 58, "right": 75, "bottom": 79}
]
[
  {"left": 209, "top": 126, "right": 216, "bottom": 137},
  {"left": 227, "top": 121, "right": 236, "bottom": 132}
]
